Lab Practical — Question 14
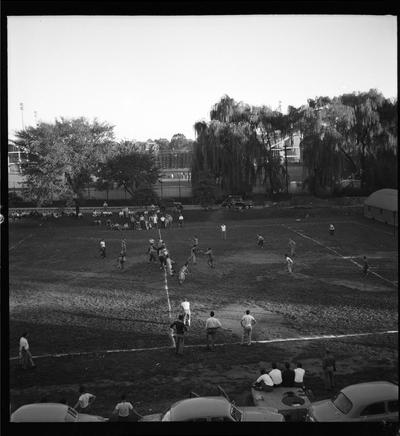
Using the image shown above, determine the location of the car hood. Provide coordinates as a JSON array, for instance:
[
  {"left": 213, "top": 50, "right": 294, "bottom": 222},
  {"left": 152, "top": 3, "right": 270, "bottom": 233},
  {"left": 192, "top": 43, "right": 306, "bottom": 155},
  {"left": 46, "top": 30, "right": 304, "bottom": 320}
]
[
  {"left": 309, "top": 400, "right": 347, "bottom": 422},
  {"left": 77, "top": 413, "right": 109, "bottom": 422},
  {"left": 241, "top": 407, "right": 285, "bottom": 422},
  {"left": 140, "top": 413, "right": 163, "bottom": 422}
]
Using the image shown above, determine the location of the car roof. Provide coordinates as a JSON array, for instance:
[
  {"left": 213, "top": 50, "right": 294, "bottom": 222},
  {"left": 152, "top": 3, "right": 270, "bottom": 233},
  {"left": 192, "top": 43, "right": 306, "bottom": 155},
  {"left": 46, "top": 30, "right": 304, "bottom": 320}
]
[
  {"left": 342, "top": 382, "right": 398, "bottom": 404},
  {"left": 11, "top": 403, "right": 73, "bottom": 422},
  {"left": 170, "top": 397, "right": 232, "bottom": 420}
]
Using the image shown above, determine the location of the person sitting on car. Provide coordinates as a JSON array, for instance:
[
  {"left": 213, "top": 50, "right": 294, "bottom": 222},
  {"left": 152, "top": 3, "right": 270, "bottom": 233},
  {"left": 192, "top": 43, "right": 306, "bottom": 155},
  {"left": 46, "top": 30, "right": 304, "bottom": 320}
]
[
  {"left": 281, "top": 362, "right": 296, "bottom": 387},
  {"left": 73, "top": 386, "right": 96, "bottom": 412},
  {"left": 112, "top": 393, "right": 142, "bottom": 422},
  {"left": 268, "top": 362, "right": 283, "bottom": 386},
  {"left": 252, "top": 369, "right": 274, "bottom": 392}
]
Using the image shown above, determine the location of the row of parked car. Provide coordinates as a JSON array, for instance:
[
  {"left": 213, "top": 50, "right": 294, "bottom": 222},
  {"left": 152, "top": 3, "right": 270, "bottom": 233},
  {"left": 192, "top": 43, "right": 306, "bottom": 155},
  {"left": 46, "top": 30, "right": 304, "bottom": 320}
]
[{"left": 10, "top": 381, "right": 398, "bottom": 422}]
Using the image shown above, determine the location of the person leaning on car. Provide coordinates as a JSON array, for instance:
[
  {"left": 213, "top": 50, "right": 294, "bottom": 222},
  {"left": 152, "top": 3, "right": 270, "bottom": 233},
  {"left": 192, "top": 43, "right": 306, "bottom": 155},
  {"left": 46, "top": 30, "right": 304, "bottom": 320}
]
[
  {"left": 112, "top": 394, "right": 143, "bottom": 422},
  {"left": 73, "top": 386, "right": 96, "bottom": 412}
]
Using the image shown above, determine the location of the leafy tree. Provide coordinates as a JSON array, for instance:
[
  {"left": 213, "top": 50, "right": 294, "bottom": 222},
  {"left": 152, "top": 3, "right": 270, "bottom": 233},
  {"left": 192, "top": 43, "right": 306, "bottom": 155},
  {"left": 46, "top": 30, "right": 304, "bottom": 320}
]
[
  {"left": 170, "top": 133, "right": 194, "bottom": 151},
  {"left": 192, "top": 171, "right": 217, "bottom": 207},
  {"left": 13, "top": 117, "right": 115, "bottom": 205},
  {"left": 96, "top": 150, "right": 160, "bottom": 200}
]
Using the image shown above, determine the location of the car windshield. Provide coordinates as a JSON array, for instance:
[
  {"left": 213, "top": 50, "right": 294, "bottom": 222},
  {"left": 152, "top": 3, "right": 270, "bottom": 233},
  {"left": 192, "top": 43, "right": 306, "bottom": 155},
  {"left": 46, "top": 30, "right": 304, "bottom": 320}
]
[
  {"left": 230, "top": 405, "right": 242, "bottom": 422},
  {"left": 332, "top": 392, "right": 353, "bottom": 414},
  {"left": 161, "top": 410, "right": 171, "bottom": 422}
]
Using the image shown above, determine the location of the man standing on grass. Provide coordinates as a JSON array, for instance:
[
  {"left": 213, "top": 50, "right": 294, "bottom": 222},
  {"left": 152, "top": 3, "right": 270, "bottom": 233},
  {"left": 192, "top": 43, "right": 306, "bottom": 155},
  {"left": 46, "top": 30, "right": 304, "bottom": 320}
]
[
  {"left": 220, "top": 224, "right": 227, "bottom": 240},
  {"left": 288, "top": 239, "right": 296, "bottom": 257},
  {"left": 190, "top": 236, "right": 199, "bottom": 265},
  {"left": 178, "top": 213, "right": 184, "bottom": 228},
  {"left": 204, "top": 247, "right": 215, "bottom": 268},
  {"left": 322, "top": 350, "right": 336, "bottom": 390},
  {"left": 170, "top": 314, "right": 188, "bottom": 355},
  {"left": 362, "top": 256, "right": 369, "bottom": 276},
  {"left": 181, "top": 298, "right": 191, "bottom": 327},
  {"left": 329, "top": 223, "right": 335, "bottom": 236},
  {"left": 285, "top": 253, "right": 294, "bottom": 273},
  {"left": 99, "top": 239, "right": 106, "bottom": 258},
  {"left": 205, "top": 311, "right": 222, "bottom": 351},
  {"left": 240, "top": 310, "right": 256, "bottom": 346},
  {"left": 257, "top": 234, "right": 264, "bottom": 248},
  {"left": 178, "top": 262, "right": 190, "bottom": 285},
  {"left": 19, "top": 332, "right": 36, "bottom": 370}
]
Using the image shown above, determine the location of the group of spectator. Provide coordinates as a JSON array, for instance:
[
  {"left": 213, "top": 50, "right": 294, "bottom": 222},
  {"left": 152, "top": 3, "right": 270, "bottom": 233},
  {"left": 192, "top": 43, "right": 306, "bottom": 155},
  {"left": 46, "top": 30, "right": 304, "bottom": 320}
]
[{"left": 253, "top": 362, "right": 306, "bottom": 391}]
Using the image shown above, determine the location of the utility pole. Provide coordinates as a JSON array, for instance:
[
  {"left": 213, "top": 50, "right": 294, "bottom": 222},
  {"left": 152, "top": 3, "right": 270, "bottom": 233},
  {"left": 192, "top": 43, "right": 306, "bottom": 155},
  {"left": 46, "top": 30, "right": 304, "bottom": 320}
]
[{"left": 19, "top": 102, "right": 25, "bottom": 129}]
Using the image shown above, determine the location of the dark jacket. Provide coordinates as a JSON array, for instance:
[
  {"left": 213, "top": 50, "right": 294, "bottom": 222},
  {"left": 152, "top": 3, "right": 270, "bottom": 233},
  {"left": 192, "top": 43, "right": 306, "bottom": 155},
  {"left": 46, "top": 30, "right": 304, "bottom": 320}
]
[
  {"left": 281, "top": 369, "right": 296, "bottom": 387},
  {"left": 170, "top": 320, "right": 187, "bottom": 335}
]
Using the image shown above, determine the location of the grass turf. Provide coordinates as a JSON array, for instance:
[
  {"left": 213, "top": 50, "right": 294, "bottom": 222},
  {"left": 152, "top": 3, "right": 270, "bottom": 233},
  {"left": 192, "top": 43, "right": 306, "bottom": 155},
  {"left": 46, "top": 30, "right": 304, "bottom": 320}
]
[{"left": 8, "top": 208, "right": 398, "bottom": 418}]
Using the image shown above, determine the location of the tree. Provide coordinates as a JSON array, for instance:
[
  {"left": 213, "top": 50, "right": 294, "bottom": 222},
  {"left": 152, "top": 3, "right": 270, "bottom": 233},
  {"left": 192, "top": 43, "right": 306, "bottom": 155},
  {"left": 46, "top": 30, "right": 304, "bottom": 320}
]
[
  {"left": 192, "top": 171, "right": 217, "bottom": 208},
  {"left": 170, "top": 133, "right": 194, "bottom": 151},
  {"left": 14, "top": 117, "right": 115, "bottom": 205},
  {"left": 96, "top": 150, "right": 160, "bottom": 201}
]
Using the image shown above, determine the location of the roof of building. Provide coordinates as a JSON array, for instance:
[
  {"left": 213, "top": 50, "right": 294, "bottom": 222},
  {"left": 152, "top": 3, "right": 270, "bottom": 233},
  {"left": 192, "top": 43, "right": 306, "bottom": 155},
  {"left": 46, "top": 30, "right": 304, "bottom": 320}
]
[{"left": 364, "top": 189, "right": 398, "bottom": 212}]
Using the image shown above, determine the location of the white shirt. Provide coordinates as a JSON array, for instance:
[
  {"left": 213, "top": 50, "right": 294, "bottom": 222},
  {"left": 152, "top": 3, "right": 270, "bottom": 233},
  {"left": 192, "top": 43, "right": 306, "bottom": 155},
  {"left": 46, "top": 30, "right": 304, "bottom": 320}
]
[
  {"left": 100, "top": 241, "right": 105, "bottom": 248},
  {"left": 294, "top": 367, "right": 305, "bottom": 383},
  {"left": 179, "top": 215, "right": 184, "bottom": 220},
  {"left": 19, "top": 337, "right": 29, "bottom": 351},
  {"left": 181, "top": 301, "right": 190, "bottom": 312},
  {"left": 206, "top": 317, "right": 222, "bottom": 329},
  {"left": 78, "top": 393, "right": 95, "bottom": 408},
  {"left": 221, "top": 225, "right": 226, "bottom": 232},
  {"left": 114, "top": 401, "right": 133, "bottom": 417},
  {"left": 269, "top": 369, "right": 282, "bottom": 385},
  {"left": 160, "top": 216, "right": 165, "bottom": 221},
  {"left": 256, "top": 373, "right": 274, "bottom": 386},
  {"left": 241, "top": 314, "right": 256, "bottom": 328},
  {"left": 286, "top": 256, "right": 293, "bottom": 264},
  {"left": 329, "top": 224, "right": 335, "bottom": 230}
]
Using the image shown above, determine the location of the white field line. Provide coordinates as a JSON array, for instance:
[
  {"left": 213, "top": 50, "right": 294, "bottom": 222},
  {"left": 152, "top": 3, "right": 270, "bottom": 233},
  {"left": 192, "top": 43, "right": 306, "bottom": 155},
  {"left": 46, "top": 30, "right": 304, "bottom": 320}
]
[
  {"left": 9, "top": 222, "right": 44, "bottom": 251},
  {"left": 283, "top": 225, "right": 397, "bottom": 287},
  {"left": 157, "top": 226, "right": 175, "bottom": 347},
  {"left": 9, "top": 330, "right": 398, "bottom": 361}
]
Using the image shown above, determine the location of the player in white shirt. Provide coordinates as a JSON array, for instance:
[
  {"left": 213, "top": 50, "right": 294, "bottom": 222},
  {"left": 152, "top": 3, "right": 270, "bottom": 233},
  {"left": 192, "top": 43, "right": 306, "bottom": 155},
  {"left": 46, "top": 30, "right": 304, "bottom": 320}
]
[
  {"left": 19, "top": 332, "right": 36, "bottom": 369},
  {"left": 180, "top": 298, "right": 191, "bottom": 326},
  {"left": 294, "top": 362, "right": 306, "bottom": 387},
  {"left": 178, "top": 214, "right": 184, "bottom": 228},
  {"left": 240, "top": 310, "right": 256, "bottom": 346},
  {"left": 205, "top": 311, "right": 222, "bottom": 350},
  {"left": 112, "top": 394, "right": 142, "bottom": 422},
  {"left": 178, "top": 263, "right": 189, "bottom": 285},
  {"left": 253, "top": 369, "right": 274, "bottom": 392},
  {"left": 329, "top": 223, "right": 335, "bottom": 235},
  {"left": 268, "top": 363, "right": 282, "bottom": 386},
  {"left": 99, "top": 239, "right": 106, "bottom": 258},
  {"left": 220, "top": 224, "right": 227, "bottom": 240},
  {"left": 73, "top": 386, "right": 96, "bottom": 411},
  {"left": 285, "top": 253, "right": 294, "bottom": 273}
]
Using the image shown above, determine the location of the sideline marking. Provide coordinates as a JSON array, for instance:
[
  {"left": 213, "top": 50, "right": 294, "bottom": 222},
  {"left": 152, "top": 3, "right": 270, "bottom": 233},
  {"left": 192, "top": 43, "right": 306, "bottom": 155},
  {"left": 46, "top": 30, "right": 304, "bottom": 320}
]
[
  {"left": 283, "top": 225, "right": 397, "bottom": 287},
  {"left": 9, "top": 222, "right": 44, "bottom": 251},
  {"left": 9, "top": 330, "right": 397, "bottom": 361}
]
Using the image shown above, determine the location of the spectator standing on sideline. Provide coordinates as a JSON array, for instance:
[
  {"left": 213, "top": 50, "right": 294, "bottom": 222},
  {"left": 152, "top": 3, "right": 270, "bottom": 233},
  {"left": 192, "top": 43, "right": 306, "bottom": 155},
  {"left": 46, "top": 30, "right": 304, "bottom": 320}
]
[
  {"left": 294, "top": 362, "right": 305, "bottom": 388},
  {"left": 288, "top": 239, "right": 296, "bottom": 257},
  {"left": 170, "top": 314, "right": 188, "bottom": 355},
  {"left": 112, "top": 394, "right": 142, "bottom": 422},
  {"left": 19, "top": 332, "right": 36, "bottom": 370},
  {"left": 205, "top": 311, "right": 222, "bottom": 351},
  {"left": 252, "top": 369, "right": 274, "bottom": 392},
  {"left": 281, "top": 362, "right": 296, "bottom": 387},
  {"left": 178, "top": 213, "right": 184, "bottom": 228},
  {"left": 362, "top": 256, "right": 369, "bottom": 276},
  {"left": 322, "top": 350, "right": 336, "bottom": 390},
  {"left": 99, "top": 239, "right": 106, "bottom": 258},
  {"left": 180, "top": 298, "right": 191, "bottom": 326},
  {"left": 148, "top": 239, "right": 157, "bottom": 263},
  {"left": 160, "top": 215, "right": 166, "bottom": 229},
  {"left": 285, "top": 254, "right": 294, "bottom": 273},
  {"left": 329, "top": 223, "right": 335, "bottom": 236},
  {"left": 257, "top": 234, "right": 264, "bottom": 248},
  {"left": 220, "top": 224, "right": 227, "bottom": 240},
  {"left": 240, "top": 310, "right": 256, "bottom": 346},
  {"left": 103, "top": 201, "right": 108, "bottom": 211},
  {"left": 73, "top": 386, "right": 96, "bottom": 412},
  {"left": 268, "top": 363, "right": 282, "bottom": 386}
]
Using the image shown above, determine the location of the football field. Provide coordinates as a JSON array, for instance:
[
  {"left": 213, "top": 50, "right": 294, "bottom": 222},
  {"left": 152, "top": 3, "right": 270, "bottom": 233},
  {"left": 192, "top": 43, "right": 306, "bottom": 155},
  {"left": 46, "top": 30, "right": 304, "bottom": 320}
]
[{"left": 9, "top": 208, "right": 398, "bottom": 417}]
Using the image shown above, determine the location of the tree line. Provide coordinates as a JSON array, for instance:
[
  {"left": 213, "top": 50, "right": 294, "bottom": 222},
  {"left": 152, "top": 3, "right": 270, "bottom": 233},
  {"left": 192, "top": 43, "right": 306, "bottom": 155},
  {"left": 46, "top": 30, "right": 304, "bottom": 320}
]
[
  {"left": 191, "top": 89, "right": 397, "bottom": 201},
  {"left": 11, "top": 119, "right": 193, "bottom": 206}
]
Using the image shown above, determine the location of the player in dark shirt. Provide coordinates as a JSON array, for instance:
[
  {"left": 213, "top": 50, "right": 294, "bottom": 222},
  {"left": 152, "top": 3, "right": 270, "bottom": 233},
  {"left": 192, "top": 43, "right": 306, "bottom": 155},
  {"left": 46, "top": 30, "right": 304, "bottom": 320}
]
[{"left": 170, "top": 314, "right": 188, "bottom": 355}]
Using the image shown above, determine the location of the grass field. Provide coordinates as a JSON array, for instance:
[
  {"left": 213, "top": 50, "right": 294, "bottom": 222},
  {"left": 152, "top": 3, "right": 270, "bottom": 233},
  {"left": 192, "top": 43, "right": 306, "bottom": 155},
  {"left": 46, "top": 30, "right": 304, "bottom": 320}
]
[{"left": 8, "top": 207, "right": 398, "bottom": 419}]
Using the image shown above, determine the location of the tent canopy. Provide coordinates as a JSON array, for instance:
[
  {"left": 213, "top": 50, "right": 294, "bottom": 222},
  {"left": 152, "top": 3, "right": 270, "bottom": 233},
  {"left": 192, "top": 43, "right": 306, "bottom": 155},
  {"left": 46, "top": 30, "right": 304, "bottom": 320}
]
[{"left": 364, "top": 189, "right": 398, "bottom": 212}]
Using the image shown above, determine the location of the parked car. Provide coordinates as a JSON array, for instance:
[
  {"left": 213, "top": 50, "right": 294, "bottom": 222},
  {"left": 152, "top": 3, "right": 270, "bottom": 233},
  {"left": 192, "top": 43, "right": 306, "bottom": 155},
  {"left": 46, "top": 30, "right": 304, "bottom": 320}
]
[
  {"left": 306, "top": 381, "right": 398, "bottom": 422},
  {"left": 10, "top": 403, "right": 108, "bottom": 423},
  {"left": 140, "top": 387, "right": 284, "bottom": 422},
  {"left": 220, "top": 196, "right": 253, "bottom": 209}
]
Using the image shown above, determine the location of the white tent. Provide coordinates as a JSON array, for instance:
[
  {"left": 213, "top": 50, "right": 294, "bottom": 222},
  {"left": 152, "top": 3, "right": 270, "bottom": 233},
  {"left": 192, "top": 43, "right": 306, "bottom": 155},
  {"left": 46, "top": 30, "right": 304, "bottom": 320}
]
[{"left": 364, "top": 189, "right": 398, "bottom": 227}]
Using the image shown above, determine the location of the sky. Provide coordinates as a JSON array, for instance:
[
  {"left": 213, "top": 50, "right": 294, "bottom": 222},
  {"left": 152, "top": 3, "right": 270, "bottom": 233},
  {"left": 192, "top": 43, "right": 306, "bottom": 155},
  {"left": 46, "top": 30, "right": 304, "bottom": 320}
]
[{"left": 8, "top": 15, "right": 397, "bottom": 142}]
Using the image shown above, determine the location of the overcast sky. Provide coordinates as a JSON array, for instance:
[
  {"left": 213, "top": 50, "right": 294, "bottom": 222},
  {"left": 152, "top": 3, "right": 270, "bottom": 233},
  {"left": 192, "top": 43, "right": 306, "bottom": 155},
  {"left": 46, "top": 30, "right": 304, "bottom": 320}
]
[{"left": 8, "top": 15, "right": 397, "bottom": 142}]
